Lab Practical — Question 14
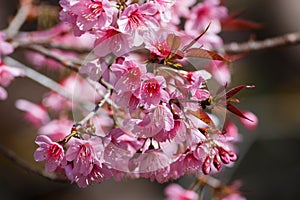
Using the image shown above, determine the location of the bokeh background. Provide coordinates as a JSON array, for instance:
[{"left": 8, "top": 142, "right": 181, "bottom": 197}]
[{"left": 1, "top": 0, "right": 300, "bottom": 199}]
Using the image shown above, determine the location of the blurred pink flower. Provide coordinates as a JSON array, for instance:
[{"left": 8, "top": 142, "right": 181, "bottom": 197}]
[
  {"left": 15, "top": 99, "right": 50, "bottom": 127},
  {"left": 164, "top": 183, "right": 198, "bottom": 200}
]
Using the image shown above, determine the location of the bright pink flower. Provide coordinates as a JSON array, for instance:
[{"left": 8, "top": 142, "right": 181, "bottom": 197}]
[
  {"left": 117, "top": 3, "right": 159, "bottom": 46},
  {"left": 66, "top": 137, "right": 104, "bottom": 176},
  {"left": 15, "top": 99, "right": 50, "bottom": 127},
  {"left": 34, "top": 135, "right": 65, "bottom": 172},
  {"left": 139, "top": 75, "right": 169, "bottom": 107},
  {"left": 143, "top": 30, "right": 172, "bottom": 57},
  {"left": 164, "top": 183, "right": 198, "bottom": 200},
  {"left": 0, "top": 62, "right": 24, "bottom": 87}
]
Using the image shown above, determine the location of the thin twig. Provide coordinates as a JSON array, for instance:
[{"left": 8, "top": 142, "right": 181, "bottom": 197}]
[
  {"left": 222, "top": 31, "right": 300, "bottom": 54},
  {"left": 0, "top": 144, "right": 67, "bottom": 182},
  {"left": 4, "top": 56, "right": 95, "bottom": 110},
  {"left": 26, "top": 45, "right": 81, "bottom": 72},
  {"left": 5, "top": 0, "right": 32, "bottom": 38}
]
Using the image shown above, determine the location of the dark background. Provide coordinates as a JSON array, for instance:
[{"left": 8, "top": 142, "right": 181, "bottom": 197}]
[{"left": 1, "top": 0, "right": 300, "bottom": 199}]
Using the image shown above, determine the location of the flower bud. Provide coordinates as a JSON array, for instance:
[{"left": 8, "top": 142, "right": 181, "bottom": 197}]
[{"left": 202, "top": 156, "right": 211, "bottom": 175}]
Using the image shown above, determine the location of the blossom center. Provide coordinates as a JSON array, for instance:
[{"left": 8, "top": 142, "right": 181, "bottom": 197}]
[
  {"left": 143, "top": 79, "right": 160, "bottom": 97},
  {"left": 48, "top": 144, "right": 62, "bottom": 159}
]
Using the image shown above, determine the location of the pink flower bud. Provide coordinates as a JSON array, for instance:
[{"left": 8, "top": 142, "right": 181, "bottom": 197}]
[
  {"left": 219, "top": 148, "right": 230, "bottom": 164},
  {"left": 213, "top": 154, "right": 221, "bottom": 171},
  {"left": 202, "top": 155, "right": 211, "bottom": 175}
]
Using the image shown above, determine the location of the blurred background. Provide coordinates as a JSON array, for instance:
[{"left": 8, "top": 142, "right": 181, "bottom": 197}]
[{"left": 1, "top": 0, "right": 300, "bottom": 199}]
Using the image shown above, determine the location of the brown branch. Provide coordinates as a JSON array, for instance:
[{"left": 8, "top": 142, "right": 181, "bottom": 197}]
[
  {"left": 222, "top": 32, "right": 300, "bottom": 54},
  {"left": 0, "top": 144, "right": 67, "bottom": 183}
]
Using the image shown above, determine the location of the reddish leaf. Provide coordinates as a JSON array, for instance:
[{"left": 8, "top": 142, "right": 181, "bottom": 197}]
[
  {"left": 226, "top": 85, "right": 255, "bottom": 99},
  {"left": 222, "top": 19, "right": 262, "bottom": 31},
  {"left": 167, "top": 33, "right": 181, "bottom": 51},
  {"left": 188, "top": 109, "right": 216, "bottom": 128},
  {"left": 226, "top": 103, "right": 253, "bottom": 121},
  {"left": 185, "top": 48, "right": 227, "bottom": 61}
]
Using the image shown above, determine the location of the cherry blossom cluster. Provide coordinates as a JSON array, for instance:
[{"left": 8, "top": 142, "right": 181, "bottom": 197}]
[{"left": 0, "top": 0, "right": 258, "bottom": 199}]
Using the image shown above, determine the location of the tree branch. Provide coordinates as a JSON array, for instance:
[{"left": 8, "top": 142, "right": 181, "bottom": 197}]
[
  {"left": 222, "top": 31, "right": 300, "bottom": 54},
  {"left": 5, "top": 0, "right": 32, "bottom": 38},
  {"left": 0, "top": 144, "right": 67, "bottom": 182}
]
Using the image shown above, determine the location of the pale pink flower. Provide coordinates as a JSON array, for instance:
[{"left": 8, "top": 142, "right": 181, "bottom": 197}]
[
  {"left": 185, "top": 0, "right": 228, "bottom": 35},
  {"left": 66, "top": 137, "right": 104, "bottom": 176},
  {"left": 172, "top": 0, "right": 196, "bottom": 24},
  {"left": 135, "top": 104, "right": 174, "bottom": 137},
  {"left": 34, "top": 135, "right": 65, "bottom": 172},
  {"left": 153, "top": 0, "right": 176, "bottom": 23},
  {"left": 113, "top": 60, "right": 146, "bottom": 94},
  {"left": 38, "top": 118, "right": 73, "bottom": 142},
  {"left": 79, "top": 59, "right": 105, "bottom": 81},
  {"left": 164, "top": 183, "right": 198, "bottom": 200},
  {"left": 15, "top": 99, "right": 50, "bottom": 127},
  {"left": 60, "top": 0, "right": 116, "bottom": 35},
  {"left": 94, "top": 27, "right": 132, "bottom": 57},
  {"left": 75, "top": 162, "right": 112, "bottom": 188},
  {"left": 117, "top": 3, "right": 159, "bottom": 46}
]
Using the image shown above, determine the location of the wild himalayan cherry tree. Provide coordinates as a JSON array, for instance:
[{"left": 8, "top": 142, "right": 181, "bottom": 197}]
[{"left": 2, "top": 0, "right": 299, "bottom": 199}]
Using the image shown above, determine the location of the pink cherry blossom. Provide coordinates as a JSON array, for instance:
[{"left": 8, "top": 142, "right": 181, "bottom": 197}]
[
  {"left": 75, "top": 162, "right": 112, "bottom": 188},
  {"left": 185, "top": 0, "right": 228, "bottom": 35},
  {"left": 60, "top": 0, "right": 116, "bottom": 35},
  {"left": 153, "top": 0, "right": 176, "bottom": 23},
  {"left": 94, "top": 27, "right": 132, "bottom": 57},
  {"left": 139, "top": 75, "right": 169, "bottom": 107},
  {"left": 66, "top": 137, "right": 104, "bottom": 176},
  {"left": 117, "top": 3, "right": 159, "bottom": 46},
  {"left": 164, "top": 183, "right": 198, "bottom": 200},
  {"left": 34, "top": 135, "right": 65, "bottom": 172}
]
